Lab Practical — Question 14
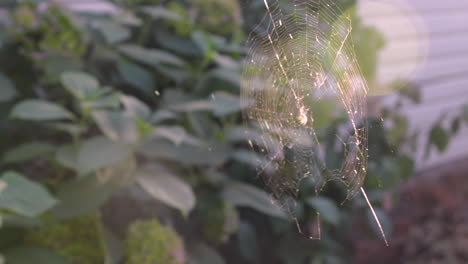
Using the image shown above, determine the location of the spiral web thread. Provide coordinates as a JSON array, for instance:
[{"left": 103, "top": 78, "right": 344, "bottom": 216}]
[{"left": 241, "top": 0, "right": 388, "bottom": 244}]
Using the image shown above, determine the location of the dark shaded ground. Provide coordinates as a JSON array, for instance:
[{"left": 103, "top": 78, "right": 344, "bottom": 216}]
[{"left": 354, "top": 156, "right": 468, "bottom": 264}]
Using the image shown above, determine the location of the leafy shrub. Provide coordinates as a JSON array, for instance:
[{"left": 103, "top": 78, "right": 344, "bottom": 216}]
[
  {"left": 24, "top": 213, "right": 104, "bottom": 264},
  {"left": 125, "top": 219, "right": 185, "bottom": 264},
  {"left": 0, "top": 0, "right": 466, "bottom": 263}
]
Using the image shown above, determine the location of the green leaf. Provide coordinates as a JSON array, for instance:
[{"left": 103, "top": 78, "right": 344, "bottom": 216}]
[
  {"left": 55, "top": 144, "right": 79, "bottom": 171},
  {"left": 187, "top": 243, "right": 225, "bottom": 264},
  {"left": 150, "top": 109, "right": 177, "bottom": 124},
  {"left": 151, "top": 125, "right": 187, "bottom": 145},
  {"left": 117, "top": 60, "right": 156, "bottom": 96},
  {"left": 2, "top": 142, "right": 55, "bottom": 164},
  {"left": 212, "top": 91, "right": 252, "bottom": 116},
  {"left": 92, "top": 110, "right": 139, "bottom": 143},
  {"left": 231, "top": 150, "right": 269, "bottom": 168},
  {"left": 10, "top": 100, "right": 74, "bottom": 121},
  {"left": 3, "top": 246, "right": 71, "bottom": 264},
  {"left": 95, "top": 21, "right": 130, "bottom": 44},
  {"left": 222, "top": 181, "right": 286, "bottom": 219},
  {"left": 142, "top": 6, "right": 181, "bottom": 20},
  {"left": 429, "top": 124, "right": 449, "bottom": 153},
  {"left": 77, "top": 136, "right": 132, "bottom": 175},
  {"left": 135, "top": 166, "right": 195, "bottom": 215},
  {"left": 83, "top": 92, "right": 121, "bottom": 110},
  {"left": 140, "top": 140, "right": 228, "bottom": 166},
  {"left": 53, "top": 159, "right": 134, "bottom": 219},
  {"left": 196, "top": 68, "right": 240, "bottom": 95},
  {"left": 118, "top": 44, "right": 185, "bottom": 68},
  {"left": 170, "top": 100, "right": 214, "bottom": 112},
  {"left": 61, "top": 71, "right": 100, "bottom": 100},
  {"left": 50, "top": 123, "right": 85, "bottom": 137},
  {"left": 170, "top": 92, "right": 252, "bottom": 116},
  {"left": 154, "top": 28, "right": 202, "bottom": 57},
  {"left": 0, "top": 171, "right": 57, "bottom": 217},
  {"left": 306, "top": 197, "right": 341, "bottom": 226},
  {"left": 0, "top": 73, "right": 17, "bottom": 102},
  {"left": 121, "top": 95, "right": 150, "bottom": 120}
]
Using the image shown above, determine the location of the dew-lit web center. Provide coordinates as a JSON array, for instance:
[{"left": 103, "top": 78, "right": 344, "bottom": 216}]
[{"left": 242, "top": 0, "right": 387, "bottom": 244}]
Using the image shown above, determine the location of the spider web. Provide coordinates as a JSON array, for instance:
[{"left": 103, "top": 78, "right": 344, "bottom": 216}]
[{"left": 241, "top": 0, "right": 387, "bottom": 244}]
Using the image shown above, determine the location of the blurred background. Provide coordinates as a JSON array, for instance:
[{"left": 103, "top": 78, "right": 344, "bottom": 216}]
[{"left": 0, "top": 0, "right": 466, "bottom": 263}]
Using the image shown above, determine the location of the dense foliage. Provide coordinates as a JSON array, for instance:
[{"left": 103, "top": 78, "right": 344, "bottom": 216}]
[{"left": 0, "top": 0, "right": 467, "bottom": 263}]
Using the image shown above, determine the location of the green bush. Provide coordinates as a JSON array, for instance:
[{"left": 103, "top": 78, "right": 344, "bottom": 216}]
[
  {"left": 125, "top": 219, "right": 185, "bottom": 264},
  {"left": 24, "top": 213, "right": 104, "bottom": 264},
  {"left": 0, "top": 0, "right": 465, "bottom": 263}
]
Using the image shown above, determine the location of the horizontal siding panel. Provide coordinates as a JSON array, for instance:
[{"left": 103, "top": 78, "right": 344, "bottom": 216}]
[
  {"left": 359, "top": 0, "right": 468, "bottom": 17},
  {"left": 360, "top": 0, "right": 468, "bottom": 169}
]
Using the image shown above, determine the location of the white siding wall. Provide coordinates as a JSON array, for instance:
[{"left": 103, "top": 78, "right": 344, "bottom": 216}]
[{"left": 359, "top": 0, "right": 468, "bottom": 170}]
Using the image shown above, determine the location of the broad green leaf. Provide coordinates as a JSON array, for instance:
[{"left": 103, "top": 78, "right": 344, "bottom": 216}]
[
  {"left": 117, "top": 60, "right": 156, "bottom": 96},
  {"left": 92, "top": 110, "right": 139, "bottom": 143},
  {"left": 429, "top": 124, "right": 449, "bottom": 153},
  {"left": 77, "top": 136, "right": 132, "bottom": 175},
  {"left": 154, "top": 64, "right": 189, "bottom": 83},
  {"left": 142, "top": 6, "right": 181, "bottom": 20},
  {"left": 140, "top": 140, "right": 228, "bottom": 166},
  {"left": 170, "top": 100, "right": 214, "bottom": 112},
  {"left": 227, "top": 126, "right": 282, "bottom": 151},
  {"left": 212, "top": 91, "right": 252, "bottom": 116},
  {"left": 306, "top": 197, "right": 341, "bottom": 226},
  {"left": 2, "top": 142, "right": 55, "bottom": 164},
  {"left": 187, "top": 243, "right": 225, "bottom": 264},
  {"left": 214, "top": 53, "right": 239, "bottom": 69},
  {"left": 150, "top": 109, "right": 177, "bottom": 124},
  {"left": 196, "top": 68, "right": 240, "bottom": 95},
  {"left": 83, "top": 92, "right": 121, "bottom": 110},
  {"left": 135, "top": 167, "right": 195, "bottom": 215},
  {"left": 231, "top": 150, "right": 269, "bottom": 168},
  {"left": 0, "top": 171, "right": 57, "bottom": 217},
  {"left": 95, "top": 21, "right": 130, "bottom": 44},
  {"left": 0, "top": 73, "right": 17, "bottom": 102},
  {"left": 61, "top": 71, "right": 99, "bottom": 99},
  {"left": 53, "top": 159, "right": 134, "bottom": 219},
  {"left": 154, "top": 28, "right": 202, "bottom": 57},
  {"left": 44, "top": 55, "right": 82, "bottom": 83},
  {"left": 3, "top": 246, "right": 71, "bottom": 264},
  {"left": 118, "top": 44, "right": 185, "bottom": 68},
  {"left": 55, "top": 144, "right": 79, "bottom": 171},
  {"left": 222, "top": 181, "right": 286, "bottom": 219},
  {"left": 192, "top": 30, "right": 215, "bottom": 62},
  {"left": 10, "top": 100, "right": 74, "bottom": 121},
  {"left": 50, "top": 123, "right": 85, "bottom": 137},
  {"left": 151, "top": 125, "right": 187, "bottom": 145},
  {"left": 169, "top": 92, "right": 251, "bottom": 116},
  {"left": 121, "top": 95, "right": 151, "bottom": 120}
]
